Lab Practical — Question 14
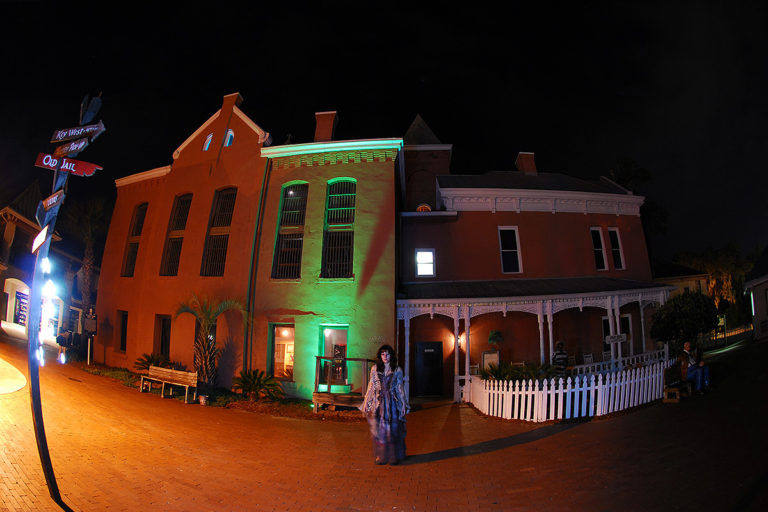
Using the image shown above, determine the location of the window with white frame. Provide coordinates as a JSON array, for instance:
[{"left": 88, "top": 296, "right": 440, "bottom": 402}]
[
  {"left": 203, "top": 133, "right": 213, "bottom": 151},
  {"left": 590, "top": 227, "right": 607, "bottom": 271},
  {"left": 498, "top": 227, "right": 522, "bottom": 274},
  {"left": 415, "top": 249, "right": 435, "bottom": 277},
  {"left": 607, "top": 228, "right": 625, "bottom": 270},
  {"left": 224, "top": 129, "right": 234, "bottom": 147}
]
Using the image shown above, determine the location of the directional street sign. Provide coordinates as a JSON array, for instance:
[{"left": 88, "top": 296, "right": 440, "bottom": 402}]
[
  {"left": 53, "top": 137, "right": 89, "bottom": 158},
  {"left": 34, "top": 153, "right": 102, "bottom": 177},
  {"left": 50, "top": 120, "right": 105, "bottom": 143},
  {"left": 42, "top": 190, "right": 64, "bottom": 212}
]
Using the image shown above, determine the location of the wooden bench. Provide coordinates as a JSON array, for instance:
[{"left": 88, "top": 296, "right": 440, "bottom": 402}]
[
  {"left": 140, "top": 365, "right": 198, "bottom": 404},
  {"left": 663, "top": 362, "right": 692, "bottom": 403}
]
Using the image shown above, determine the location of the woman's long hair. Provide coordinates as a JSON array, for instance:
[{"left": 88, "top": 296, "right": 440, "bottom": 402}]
[{"left": 375, "top": 344, "right": 398, "bottom": 373}]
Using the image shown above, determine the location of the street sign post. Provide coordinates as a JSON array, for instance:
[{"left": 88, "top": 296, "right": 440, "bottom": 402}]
[
  {"left": 28, "top": 94, "right": 105, "bottom": 510},
  {"left": 605, "top": 334, "right": 627, "bottom": 345}
]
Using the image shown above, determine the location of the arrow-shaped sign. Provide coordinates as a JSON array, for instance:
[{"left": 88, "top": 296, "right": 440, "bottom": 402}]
[
  {"left": 53, "top": 137, "right": 89, "bottom": 158},
  {"left": 34, "top": 153, "right": 102, "bottom": 177},
  {"left": 50, "top": 120, "right": 105, "bottom": 144}
]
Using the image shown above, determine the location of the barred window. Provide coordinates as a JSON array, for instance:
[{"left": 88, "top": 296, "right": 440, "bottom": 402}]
[
  {"left": 201, "top": 188, "right": 237, "bottom": 276},
  {"left": 321, "top": 180, "right": 356, "bottom": 278},
  {"left": 160, "top": 194, "right": 192, "bottom": 276},
  {"left": 121, "top": 203, "right": 148, "bottom": 277},
  {"left": 272, "top": 183, "right": 308, "bottom": 279}
]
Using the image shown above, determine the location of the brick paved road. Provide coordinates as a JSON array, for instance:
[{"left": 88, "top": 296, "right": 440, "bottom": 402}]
[{"left": 1, "top": 333, "right": 766, "bottom": 512}]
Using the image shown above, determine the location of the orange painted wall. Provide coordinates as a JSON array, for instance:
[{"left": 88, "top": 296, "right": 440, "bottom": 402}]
[
  {"left": 401, "top": 210, "right": 651, "bottom": 282},
  {"left": 95, "top": 96, "right": 267, "bottom": 386}
]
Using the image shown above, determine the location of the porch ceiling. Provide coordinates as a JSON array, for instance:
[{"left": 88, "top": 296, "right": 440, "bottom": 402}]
[{"left": 398, "top": 277, "right": 670, "bottom": 302}]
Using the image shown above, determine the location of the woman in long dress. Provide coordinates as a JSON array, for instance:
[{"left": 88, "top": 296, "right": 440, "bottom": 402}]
[{"left": 361, "top": 344, "right": 409, "bottom": 464}]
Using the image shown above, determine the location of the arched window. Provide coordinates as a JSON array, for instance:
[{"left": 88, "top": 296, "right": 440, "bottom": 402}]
[
  {"left": 224, "top": 129, "right": 235, "bottom": 147},
  {"left": 203, "top": 133, "right": 213, "bottom": 151},
  {"left": 272, "top": 182, "right": 309, "bottom": 279},
  {"left": 200, "top": 188, "right": 237, "bottom": 276},
  {"left": 321, "top": 179, "right": 356, "bottom": 278}
]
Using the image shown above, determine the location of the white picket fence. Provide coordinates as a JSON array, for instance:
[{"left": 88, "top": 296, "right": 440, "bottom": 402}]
[
  {"left": 570, "top": 348, "right": 667, "bottom": 376},
  {"left": 469, "top": 361, "right": 668, "bottom": 422}
]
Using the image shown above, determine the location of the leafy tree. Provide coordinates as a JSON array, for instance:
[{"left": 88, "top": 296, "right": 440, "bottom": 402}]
[
  {"left": 174, "top": 294, "right": 246, "bottom": 392},
  {"left": 675, "top": 243, "right": 755, "bottom": 308},
  {"left": 650, "top": 291, "right": 718, "bottom": 345},
  {"left": 59, "top": 196, "right": 111, "bottom": 316}
]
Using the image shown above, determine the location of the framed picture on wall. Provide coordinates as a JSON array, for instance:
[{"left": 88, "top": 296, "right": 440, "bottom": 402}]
[{"left": 482, "top": 350, "right": 500, "bottom": 369}]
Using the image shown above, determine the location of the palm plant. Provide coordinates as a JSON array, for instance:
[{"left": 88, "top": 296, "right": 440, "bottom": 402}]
[
  {"left": 232, "top": 369, "right": 284, "bottom": 401},
  {"left": 174, "top": 294, "right": 246, "bottom": 393},
  {"left": 133, "top": 352, "right": 171, "bottom": 372}
]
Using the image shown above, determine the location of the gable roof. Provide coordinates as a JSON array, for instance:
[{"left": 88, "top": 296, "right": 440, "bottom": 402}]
[{"left": 404, "top": 115, "right": 442, "bottom": 145}]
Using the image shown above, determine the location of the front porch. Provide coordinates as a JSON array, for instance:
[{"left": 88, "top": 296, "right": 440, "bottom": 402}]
[{"left": 396, "top": 277, "right": 674, "bottom": 402}]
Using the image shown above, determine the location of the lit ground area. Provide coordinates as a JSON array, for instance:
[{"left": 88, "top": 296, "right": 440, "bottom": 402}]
[{"left": 1, "top": 333, "right": 766, "bottom": 512}]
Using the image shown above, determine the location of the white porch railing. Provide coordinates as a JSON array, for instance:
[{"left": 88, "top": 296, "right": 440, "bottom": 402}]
[
  {"left": 467, "top": 360, "right": 669, "bottom": 423},
  {"left": 569, "top": 348, "right": 667, "bottom": 376}
]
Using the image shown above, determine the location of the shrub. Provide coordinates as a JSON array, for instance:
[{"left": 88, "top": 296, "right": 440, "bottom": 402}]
[
  {"left": 133, "top": 353, "right": 171, "bottom": 372},
  {"left": 232, "top": 369, "right": 284, "bottom": 401}
]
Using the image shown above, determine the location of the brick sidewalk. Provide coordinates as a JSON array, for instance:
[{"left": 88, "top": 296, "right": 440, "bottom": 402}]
[{"left": 1, "top": 334, "right": 766, "bottom": 512}]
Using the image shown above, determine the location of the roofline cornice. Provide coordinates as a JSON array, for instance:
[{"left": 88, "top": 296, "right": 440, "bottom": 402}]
[
  {"left": 745, "top": 275, "right": 768, "bottom": 290},
  {"left": 260, "top": 138, "right": 403, "bottom": 158},
  {"left": 404, "top": 144, "right": 453, "bottom": 152},
  {"left": 437, "top": 186, "right": 645, "bottom": 216},
  {"left": 115, "top": 166, "right": 171, "bottom": 188}
]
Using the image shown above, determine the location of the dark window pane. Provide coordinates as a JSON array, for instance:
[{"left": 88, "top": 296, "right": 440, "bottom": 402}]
[
  {"left": 201, "top": 234, "right": 229, "bottom": 276},
  {"left": 608, "top": 230, "right": 623, "bottom": 269},
  {"left": 499, "top": 229, "right": 518, "bottom": 251},
  {"left": 130, "top": 203, "right": 148, "bottom": 237},
  {"left": 272, "top": 234, "right": 303, "bottom": 279},
  {"left": 321, "top": 231, "right": 354, "bottom": 278},
  {"left": 280, "top": 184, "right": 308, "bottom": 226},
  {"left": 121, "top": 242, "right": 139, "bottom": 277},
  {"left": 592, "top": 229, "right": 606, "bottom": 270},
  {"left": 160, "top": 237, "right": 184, "bottom": 276},
  {"left": 170, "top": 195, "right": 192, "bottom": 231},
  {"left": 211, "top": 188, "right": 237, "bottom": 228},
  {"left": 501, "top": 251, "right": 520, "bottom": 273}
]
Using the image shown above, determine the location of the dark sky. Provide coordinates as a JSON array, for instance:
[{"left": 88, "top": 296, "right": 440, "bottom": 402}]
[{"left": 1, "top": 1, "right": 766, "bottom": 261}]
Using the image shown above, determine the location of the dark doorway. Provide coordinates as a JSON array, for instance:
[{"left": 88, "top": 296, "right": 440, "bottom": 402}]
[
  {"left": 414, "top": 341, "right": 443, "bottom": 396},
  {"left": 155, "top": 315, "right": 171, "bottom": 359}
]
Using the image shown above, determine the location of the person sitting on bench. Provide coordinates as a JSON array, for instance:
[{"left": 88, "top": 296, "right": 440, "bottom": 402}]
[{"left": 680, "top": 341, "right": 710, "bottom": 393}]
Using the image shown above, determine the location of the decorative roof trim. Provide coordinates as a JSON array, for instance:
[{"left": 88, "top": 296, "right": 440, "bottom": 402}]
[
  {"left": 745, "top": 274, "right": 768, "bottom": 290},
  {"left": 437, "top": 187, "right": 645, "bottom": 216},
  {"left": 115, "top": 166, "right": 171, "bottom": 188},
  {"left": 400, "top": 211, "right": 458, "bottom": 218},
  {"left": 404, "top": 144, "right": 453, "bottom": 152},
  {"left": 261, "top": 138, "right": 403, "bottom": 158},
  {"left": 232, "top": 106, "right": 270, "bottom": 144},
  {"left": 172, "top": 111, "right": 221, "bottom": 160}
]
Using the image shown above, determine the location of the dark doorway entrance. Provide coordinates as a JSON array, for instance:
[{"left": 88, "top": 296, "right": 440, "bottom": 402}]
[
  {"left": 155, "top": 315, "right": 172, "bottom": 360},
  {"left": 413, "top": 341, "right": 443, "bottom": 396}
]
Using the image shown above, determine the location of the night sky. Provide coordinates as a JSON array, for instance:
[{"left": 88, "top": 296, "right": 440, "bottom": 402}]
[{"left": 1, "top": 1, "right": 766, "bottom": 261}]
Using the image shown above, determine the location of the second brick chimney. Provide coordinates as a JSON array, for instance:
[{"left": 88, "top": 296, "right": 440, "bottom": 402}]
[
  {"left": 515, "top": 152, "right": 537, "bottom": 175},
  {"left": 314, "top": 111, "right": 338, "bottom": 142}
]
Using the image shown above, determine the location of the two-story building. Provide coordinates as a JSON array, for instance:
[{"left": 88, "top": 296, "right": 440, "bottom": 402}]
[
  {"left": 396, "top": 141, "right": 673, "bottom": 399},
  {"left": 95, "top": 94, "right": 402, "bottom": 396}
]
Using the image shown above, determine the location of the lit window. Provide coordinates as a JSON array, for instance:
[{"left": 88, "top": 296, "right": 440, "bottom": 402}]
[
  {"left": 498, "top": 227, "right": 522, "bottom": 273},
  {"left": 321, "top": 179, "right": 356, "bottom": 278},
  {"left": 416, "top": 203, "right": 432, "bottom": 212},
  {"left": 591, "top": 227, "right": 607, "bottom": 271},
  {"left": 272, "top": 183, "right": 308, "bottom": 279},
  {"left": 121, "top": 203, "right": 148, "bottom": 277},
  {"left": 160, "top": 194, "right": 192, "bottom": 276},
  {"left": 607, "top": 228, "right": 625, "bottom": 270},
  {"left": 271, "top": 325, "right": 295, "bottom": 380},
  {"left": 203, "top": 133, "right": 213, "bottom": 151},
  {"left": 416, "top": 249, "right": 435, "bottom": 277},
  {"left": 225, "top": 129, "right": 234, "bottom": 147},
  {"left": 200, "top": 188, "right": 237, "bottom": 276}
]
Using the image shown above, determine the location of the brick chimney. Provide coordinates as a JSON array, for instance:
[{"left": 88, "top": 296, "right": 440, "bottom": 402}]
[
  {"left": 314, "top": 111, "right": 338, "bottom": 142},
  {"left": 515, "top": 152, "right": 537, "bottom": 175}
]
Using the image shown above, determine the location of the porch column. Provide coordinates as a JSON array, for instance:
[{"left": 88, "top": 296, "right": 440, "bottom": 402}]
[
  {"left": 464, "top": 306, "right": 471, "bottom": 402},
  {"left": 537, "top": 302, "right": 545, "bottom": 364},
  {"left": 614, "top": 295, "right": 622, "bottom": 363},
  {"left": 404, "top": 314, "right": 410, "bottom": 402},
  {"left": 453, "top": 306, "right": 460, "bottom": 402},
  {"left": 547, "top": 300, "right": 554, "bottom": 363},
  {"left": 639, "top": 302, "right": 647, "bottom": 353}
]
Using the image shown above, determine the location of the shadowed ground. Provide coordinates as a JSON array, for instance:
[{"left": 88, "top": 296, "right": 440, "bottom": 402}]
[{"left": 1, "top": 332, "right": 766, "bottom": 511}]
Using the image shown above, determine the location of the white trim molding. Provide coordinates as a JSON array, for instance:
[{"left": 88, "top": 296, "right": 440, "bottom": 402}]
[
  {"left": 437, "top": 187, "right": 644, "bottom": 217},
  {"left": 115, "top": 166, "right": 171, "bottom": 187}
]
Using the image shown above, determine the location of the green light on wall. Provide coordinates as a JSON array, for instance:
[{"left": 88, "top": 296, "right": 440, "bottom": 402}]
[{"left": 317, "top": 384, "right": 352, "bottom": 393}]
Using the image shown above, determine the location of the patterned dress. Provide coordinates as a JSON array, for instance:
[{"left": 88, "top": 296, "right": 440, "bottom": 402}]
[{"left": 361, "top": 365, "right": 409, "bottom": 464}]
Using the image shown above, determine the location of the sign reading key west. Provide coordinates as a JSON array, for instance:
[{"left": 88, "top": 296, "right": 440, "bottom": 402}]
[
  {"left": 34, "top": 153, "right": 102, "bottom": 177},
  {"left": 50, "top": 120, "right": 105, "bottom": 143}
]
